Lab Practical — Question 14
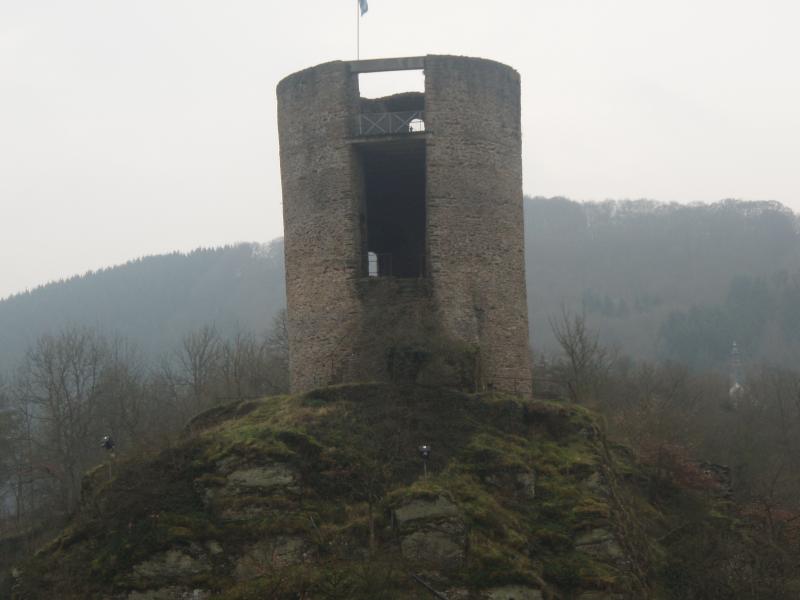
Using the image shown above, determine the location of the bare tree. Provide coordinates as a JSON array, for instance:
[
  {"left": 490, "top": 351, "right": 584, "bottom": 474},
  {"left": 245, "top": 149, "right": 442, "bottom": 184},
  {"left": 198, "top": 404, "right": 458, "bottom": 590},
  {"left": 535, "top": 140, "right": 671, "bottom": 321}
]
[
  {"left": 730, "top": 367, "right": 800, "bottom": 517},
  {"left": 220, "top": 329, "right": 270, "bottom": 400},
  {"left": 176, "top": 325, "right": 222, "bottom": 410},
  {"left": 549, "top": 307, "right": 609, "bottom": 403},
  {"left": 219, "top": 316, "right": 291, "bottom": 400},
  {"left": 266, "top": 310, "right": 289, "bottom": 366},
  {"left": 262, "top": 309, "right": 290, "bottom": 394},
  {"left": 95, "top": 336, "right": 147, "bottom": 450},
  {"left": 139, "top": 358, "right": 187, "bottom": 442},
  {"left": 0, "top": 381, "right": 17, "bottom": 526},
  {"left": 11, "top": 328, "right": 108, "bottom": 512}
]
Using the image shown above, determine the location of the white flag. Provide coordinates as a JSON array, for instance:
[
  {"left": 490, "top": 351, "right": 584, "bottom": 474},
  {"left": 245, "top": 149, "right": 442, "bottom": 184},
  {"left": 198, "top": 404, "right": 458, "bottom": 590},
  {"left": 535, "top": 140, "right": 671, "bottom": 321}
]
[{"left": 359, "top": 0, "right": 368, "bottom": 16}]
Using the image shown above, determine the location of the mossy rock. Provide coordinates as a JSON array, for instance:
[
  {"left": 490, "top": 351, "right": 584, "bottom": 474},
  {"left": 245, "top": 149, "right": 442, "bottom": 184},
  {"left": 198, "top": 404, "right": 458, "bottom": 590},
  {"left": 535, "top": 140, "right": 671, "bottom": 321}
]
[{"left": 8, "top": 383, "right": 767, "bottom": 599}]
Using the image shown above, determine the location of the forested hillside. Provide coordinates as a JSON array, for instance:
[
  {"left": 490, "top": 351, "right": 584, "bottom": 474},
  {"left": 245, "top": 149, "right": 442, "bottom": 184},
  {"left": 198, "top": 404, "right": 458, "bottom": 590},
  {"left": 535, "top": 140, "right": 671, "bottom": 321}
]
[
  {"left": 3, "top": 200, "right": 800, "bottom": 597},
  {"left": 2, "top": 198, "right": 799, "bottom": 373},
  {"left": 526, "top": 197, "right": 800, "bottom": 367},
  {"left": 0, "top": 242, "right": 285, "bottom": 371}
]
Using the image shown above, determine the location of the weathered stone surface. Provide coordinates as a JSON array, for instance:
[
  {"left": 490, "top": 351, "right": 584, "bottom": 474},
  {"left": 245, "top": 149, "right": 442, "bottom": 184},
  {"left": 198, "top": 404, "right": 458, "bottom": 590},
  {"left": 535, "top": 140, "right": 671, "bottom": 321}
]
[
  {"left": 394, "top": 496, "right": 460, "bottom": 528},
  {"left": 227, "top": 464, "right": 296, "bottom": 490},
  {"left": 277, "top": 55, "right": 532, "bottom": 396},
  {"left": 576, "top": 527, "right": 615, "bottom": 546},
  {"left": 400, "top": 531, "right": 465, "bottom": 569},
  {"left": 575, "top": 528, "right": 624, "bottom": 559},
  {"left": 234, "top": 536, "right": 309, "bottom": 580},
  {"left": 484, "top": 585, "right": 544, "bottom": 600},
  {"left": 126, "top": 588, "right": 210, "bottom": 600},
  {"left": 516, "top": 471, "right": 536, "bottom": 498},
  {"left": 424, "top": 55, "right": 531, "bottom": 397},
  {"left": 394, "top": 496, "right": 466, "bottom": 568},
  {"left": 484, "top": 470, "right": 536, "bottom": 499},
  {"left": 205, "top": 540, "right": 223, "bottom": 555},
  {"left": 583, "top": 472, "right": 609, "bottom": 495},
  {"left": 576, "top": 592, "right": 624, "bottom": 600},
  {"left": 200, "top": 463, "right": 299, "bottom": 519},
  {"left": 213, "top": 456, "right": 237, "bottom": 474},
  {"left": 218, "top": 505, "right": 274, "bottom": 522},
  {"left": 444, "top": 588, "right": 470, "bottom": 600},
  {"left": 130, "top": 550, "right": 209, "bottom": 581}
]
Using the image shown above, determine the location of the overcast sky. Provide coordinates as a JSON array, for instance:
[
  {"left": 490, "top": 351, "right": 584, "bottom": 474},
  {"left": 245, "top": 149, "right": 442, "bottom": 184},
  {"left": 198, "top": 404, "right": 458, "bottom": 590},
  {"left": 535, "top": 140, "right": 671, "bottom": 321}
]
[{"left": 1, "top": 0, "right": 798, "bottom": 299}]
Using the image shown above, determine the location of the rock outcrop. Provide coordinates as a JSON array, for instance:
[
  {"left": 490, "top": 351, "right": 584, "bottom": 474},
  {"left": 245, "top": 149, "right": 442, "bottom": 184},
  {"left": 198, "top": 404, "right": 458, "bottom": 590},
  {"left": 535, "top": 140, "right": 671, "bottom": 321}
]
[{"left": 7, "top": 384, "right": 755, "bottom": 599}]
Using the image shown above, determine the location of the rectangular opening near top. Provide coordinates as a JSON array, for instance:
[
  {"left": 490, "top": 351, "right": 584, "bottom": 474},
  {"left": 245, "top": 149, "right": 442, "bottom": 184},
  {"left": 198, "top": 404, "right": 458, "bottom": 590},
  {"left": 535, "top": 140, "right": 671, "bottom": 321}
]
[
  {"left": 357, "top": 69, "right": 425, "bottom": 100},
  {"left": 356, "top": 70, "right": 425, "bottom": 137},
  {"left": 359, "top": 139, "right": 426, "bottom": 278}
]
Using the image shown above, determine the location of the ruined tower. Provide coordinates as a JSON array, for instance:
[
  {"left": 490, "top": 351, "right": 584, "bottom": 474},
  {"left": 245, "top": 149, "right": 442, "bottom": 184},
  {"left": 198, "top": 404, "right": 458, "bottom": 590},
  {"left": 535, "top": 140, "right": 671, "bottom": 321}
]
[{"left": 277, "top": 55, "right": 531, "bottom": 395}]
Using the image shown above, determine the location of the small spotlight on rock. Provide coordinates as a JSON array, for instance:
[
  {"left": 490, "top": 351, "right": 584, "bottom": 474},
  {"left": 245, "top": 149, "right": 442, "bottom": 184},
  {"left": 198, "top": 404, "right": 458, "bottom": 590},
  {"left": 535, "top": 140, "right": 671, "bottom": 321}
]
[
  {"left": 418, "top": 444, "right": 431, "bottom": 460},
  {"left": 418, "top": 444, "right": 431, "bottom": 477},
  {"left": 101, "top": 435, "right": 115, "bottom": 452}
]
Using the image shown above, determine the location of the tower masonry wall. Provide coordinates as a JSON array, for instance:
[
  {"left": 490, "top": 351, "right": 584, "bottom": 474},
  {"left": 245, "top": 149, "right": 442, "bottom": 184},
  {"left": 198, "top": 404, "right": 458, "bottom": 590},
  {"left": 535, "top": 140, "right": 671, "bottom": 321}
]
[
  {"left": 277, "top": 55, "right": 532, "bottom": 395},
  {"left": 277, "top": 61, "right": 363, "bottom": 392},
  {"left": 424, "top": 56, "right": 531, "bottom": 394}
]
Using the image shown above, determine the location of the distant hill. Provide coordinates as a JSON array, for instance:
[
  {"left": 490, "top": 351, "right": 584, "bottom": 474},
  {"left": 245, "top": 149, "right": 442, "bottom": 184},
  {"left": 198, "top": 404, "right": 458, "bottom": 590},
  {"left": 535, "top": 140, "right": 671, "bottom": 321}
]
[
  {"left": 0, "top": 242, "right": 286, "bottom": 371},
  {"left": 525, "top": 197, "right": 800, "bottom": 367},
  {"left": 2, "top": 198, "right": 799, "bottom": 372}
]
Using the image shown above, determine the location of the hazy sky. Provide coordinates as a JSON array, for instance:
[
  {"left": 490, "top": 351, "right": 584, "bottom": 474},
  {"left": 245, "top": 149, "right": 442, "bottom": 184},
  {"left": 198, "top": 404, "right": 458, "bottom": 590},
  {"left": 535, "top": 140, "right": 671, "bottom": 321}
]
[{"left": 1, "top": 0, "right": 798, "bottom": 299}]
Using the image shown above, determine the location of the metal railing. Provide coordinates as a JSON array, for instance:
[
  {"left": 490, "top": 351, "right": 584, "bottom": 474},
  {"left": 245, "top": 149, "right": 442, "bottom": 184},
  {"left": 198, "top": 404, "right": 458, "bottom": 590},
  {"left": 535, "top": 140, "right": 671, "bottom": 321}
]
[{"left": 357, "top": 111, "right": 425, "bottom": 136}]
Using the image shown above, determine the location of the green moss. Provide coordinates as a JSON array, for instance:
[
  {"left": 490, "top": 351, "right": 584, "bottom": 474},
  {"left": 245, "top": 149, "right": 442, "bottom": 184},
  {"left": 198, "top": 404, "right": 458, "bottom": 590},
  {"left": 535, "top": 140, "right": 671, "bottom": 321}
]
[
  {"left": 543, "top": 554, "right": 591, "bottom": 590},
  {"left": 466, "top": 531, "right": 539, "bottom": 587},
  {"left": 211, "top": 558, "right": 415, "bottom": 600},
  {"left": 531, "top": 524, "right": 573, "bottom": 552},
  {"left": 573, "top": 497, "right": 611, "bottom": 520},
  {"left": 203, "top": 428, "right": 293, "bottom": 463},
  {"left": 13, "top": 383, "right": 768, "bottom": 600},
  {"left": 462, "top": 432, "right": 532, "bottom": 472}
]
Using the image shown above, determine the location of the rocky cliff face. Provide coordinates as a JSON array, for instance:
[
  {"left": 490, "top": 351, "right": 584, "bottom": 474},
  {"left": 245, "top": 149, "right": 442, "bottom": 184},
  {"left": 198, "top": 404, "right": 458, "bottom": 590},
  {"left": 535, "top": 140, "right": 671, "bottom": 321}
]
[{"left": 5, "top": 384, "right": 749, "bottom": 599}]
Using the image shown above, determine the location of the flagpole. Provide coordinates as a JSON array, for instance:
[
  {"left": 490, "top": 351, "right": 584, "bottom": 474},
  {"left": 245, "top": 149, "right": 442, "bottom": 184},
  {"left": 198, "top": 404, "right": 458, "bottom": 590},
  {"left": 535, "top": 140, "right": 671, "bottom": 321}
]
[{"left": 356, "top": 0, "right": 360, "bottom": 60}]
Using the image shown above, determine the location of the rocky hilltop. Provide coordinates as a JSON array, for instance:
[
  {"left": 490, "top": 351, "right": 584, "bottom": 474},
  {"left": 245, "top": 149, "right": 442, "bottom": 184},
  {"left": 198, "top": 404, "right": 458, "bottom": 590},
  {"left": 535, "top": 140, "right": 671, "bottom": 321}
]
[{"left": 7, "top": 384, "right": 761, "bottom": 599}]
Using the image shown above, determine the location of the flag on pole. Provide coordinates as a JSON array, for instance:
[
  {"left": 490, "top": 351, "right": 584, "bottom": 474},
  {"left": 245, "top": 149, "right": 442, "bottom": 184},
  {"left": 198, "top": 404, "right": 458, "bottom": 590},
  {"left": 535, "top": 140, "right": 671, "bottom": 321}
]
[{"left": 359, "top": 0, "right": 368, "bottom": 16}]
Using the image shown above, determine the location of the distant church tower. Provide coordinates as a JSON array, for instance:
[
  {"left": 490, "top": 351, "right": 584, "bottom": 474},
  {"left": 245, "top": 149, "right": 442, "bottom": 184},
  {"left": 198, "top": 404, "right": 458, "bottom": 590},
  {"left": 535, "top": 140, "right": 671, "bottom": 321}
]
[
  {"left": 729, "top": 341, "right": 745, "bottom": 401},
  {"left": 277, "top": 55, "right": 532, "bottom": 395}
]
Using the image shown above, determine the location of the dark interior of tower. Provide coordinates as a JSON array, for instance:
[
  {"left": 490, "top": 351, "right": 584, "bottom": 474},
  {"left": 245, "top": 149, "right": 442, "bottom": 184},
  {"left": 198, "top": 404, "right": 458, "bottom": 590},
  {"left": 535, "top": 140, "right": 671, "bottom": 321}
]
[{"left": 359, "top": 138, "right": 426, "bottom": 278}]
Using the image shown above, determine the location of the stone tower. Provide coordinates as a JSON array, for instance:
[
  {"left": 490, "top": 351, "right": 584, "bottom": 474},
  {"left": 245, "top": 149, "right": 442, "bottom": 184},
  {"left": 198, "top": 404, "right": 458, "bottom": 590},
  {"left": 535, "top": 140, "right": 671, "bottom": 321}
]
[{"left": 277, "top": 55, "right": 531, "bottom": 395}]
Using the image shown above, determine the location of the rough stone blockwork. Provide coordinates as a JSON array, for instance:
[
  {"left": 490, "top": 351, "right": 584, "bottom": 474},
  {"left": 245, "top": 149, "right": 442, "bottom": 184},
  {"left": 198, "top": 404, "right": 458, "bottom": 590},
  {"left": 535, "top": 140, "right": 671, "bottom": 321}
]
[{"left": 277, "top": 55, "right": 532, "bottom": 395}]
